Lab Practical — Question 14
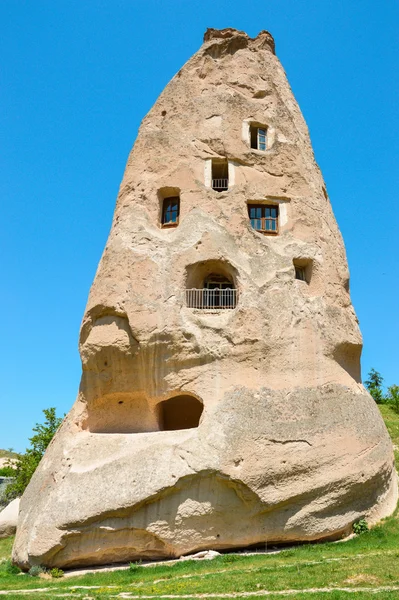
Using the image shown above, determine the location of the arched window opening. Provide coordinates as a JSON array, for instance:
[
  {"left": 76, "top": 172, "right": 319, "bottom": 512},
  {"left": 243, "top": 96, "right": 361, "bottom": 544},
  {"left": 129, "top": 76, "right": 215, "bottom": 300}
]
[
  {"left": 185, "top": 262, "right": 238, "bottom": 310},
  {"left": 159, "top": 395, "right": 203, "bottom": 431}
]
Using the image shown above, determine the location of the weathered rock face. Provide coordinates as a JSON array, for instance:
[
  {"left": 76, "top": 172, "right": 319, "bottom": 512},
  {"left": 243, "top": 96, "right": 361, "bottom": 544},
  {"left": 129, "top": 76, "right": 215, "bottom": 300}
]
[
  {"left": 0, "top": 498, "right": 19, "bottom": 539},
  {"left": 13, "top": 28, "right": 397, "bottom": 570}
]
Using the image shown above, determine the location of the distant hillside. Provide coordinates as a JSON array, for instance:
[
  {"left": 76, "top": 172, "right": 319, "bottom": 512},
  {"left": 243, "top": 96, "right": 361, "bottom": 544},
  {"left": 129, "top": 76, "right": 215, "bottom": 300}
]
[{"left": 0, "top": 449, "right": 19, "bottom": 460}]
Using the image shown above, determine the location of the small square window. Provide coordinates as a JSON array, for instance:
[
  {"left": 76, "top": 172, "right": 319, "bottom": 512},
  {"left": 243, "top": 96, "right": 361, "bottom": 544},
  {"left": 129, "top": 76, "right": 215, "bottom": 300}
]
[
  {"left": 250, "top": 125, "right": 267, "bottom": 151},
  {"left": 162, "top": 197, "right": 180, "bottom": 227},
  {"left": 248, "top": 204, "right": 278, "bottom": 234},
  {"left": 293, "top": 259, "right": 312, "bottom": 284}
]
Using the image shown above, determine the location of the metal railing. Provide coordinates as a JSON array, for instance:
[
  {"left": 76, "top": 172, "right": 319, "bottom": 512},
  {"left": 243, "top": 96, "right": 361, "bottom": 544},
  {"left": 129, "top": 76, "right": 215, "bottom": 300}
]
[
  {"left": 185, "top": 288, "right": 237, "bottom": 310},
  {"left": 212, "top": 178, "right": 229, "bottom": 191}
]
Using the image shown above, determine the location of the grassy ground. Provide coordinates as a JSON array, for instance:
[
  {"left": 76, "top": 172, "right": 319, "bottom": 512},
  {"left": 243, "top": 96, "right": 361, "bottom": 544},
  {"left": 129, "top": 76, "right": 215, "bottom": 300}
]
[
  {"left": 0, "top": 406, "right": 398, "bottom": 599},
  {"left": 380, "top": 404, "right": 399, "bottom": 467}
]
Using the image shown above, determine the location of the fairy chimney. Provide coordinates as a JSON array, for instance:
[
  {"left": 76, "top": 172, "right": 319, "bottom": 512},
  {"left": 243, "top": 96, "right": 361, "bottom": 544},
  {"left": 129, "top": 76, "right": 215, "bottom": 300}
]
[{"left": 13, "top": 28, "right": 397, "bottom": 570}]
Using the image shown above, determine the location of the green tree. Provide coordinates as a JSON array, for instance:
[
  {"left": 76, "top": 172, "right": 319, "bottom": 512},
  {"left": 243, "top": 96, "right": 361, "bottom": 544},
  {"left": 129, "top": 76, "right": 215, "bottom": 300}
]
[
  {"left": 365, "top": 368, "right": 385, "bottom": 404},
  {"left": 4, "top": 408, "right": 63, "bottom": 502},
  {"left": 387, "top": 384, "right": 399, "bottom": 414}
]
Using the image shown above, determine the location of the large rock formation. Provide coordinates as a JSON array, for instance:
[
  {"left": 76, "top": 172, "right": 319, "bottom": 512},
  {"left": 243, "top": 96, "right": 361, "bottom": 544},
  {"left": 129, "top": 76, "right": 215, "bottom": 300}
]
[{"left": 13, "top": 28, "right": 397, "bottom": 570}]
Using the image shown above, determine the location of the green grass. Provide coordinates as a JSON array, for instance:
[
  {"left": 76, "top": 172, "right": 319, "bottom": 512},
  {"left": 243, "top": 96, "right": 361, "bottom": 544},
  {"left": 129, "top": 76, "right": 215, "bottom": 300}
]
[
  {"left": 0, "top": 406, "right": 398, "bottom": 599},
  {"left": 380, "top": 404, "right": 399, "bottom": 468},
  {"left": 0, "top": 536, "right": 14, "bottom": 561}
]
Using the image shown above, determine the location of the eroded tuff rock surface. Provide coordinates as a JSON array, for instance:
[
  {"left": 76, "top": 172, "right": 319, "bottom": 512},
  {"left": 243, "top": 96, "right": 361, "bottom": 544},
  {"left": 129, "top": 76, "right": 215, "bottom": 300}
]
[
  {"left": 0, "top": 498, "right": 19, "bottom": 539},
  {"left": 14, "top": 28, "right": 397, "bottom": 570}
]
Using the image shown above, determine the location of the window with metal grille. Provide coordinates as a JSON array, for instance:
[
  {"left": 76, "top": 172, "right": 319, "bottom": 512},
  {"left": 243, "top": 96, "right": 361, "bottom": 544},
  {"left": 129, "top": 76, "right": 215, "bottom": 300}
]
[
  {"left": 162, "top": 197, "right": 180, "bottom": 227},
  {"left": 250, "top": 125, "right": 267, "bottom": 151},
  {"left": 185, "top": 274, "right": 237, "bottom": 310},
  {"left": 211, "top": 159, "right": 228, "bottom": 192},
  {"left": 204, "top": 275, "right": 235, "bottom": 309},
  {"left": 248, "top": 204, "right": 278, "bottom": 234}
]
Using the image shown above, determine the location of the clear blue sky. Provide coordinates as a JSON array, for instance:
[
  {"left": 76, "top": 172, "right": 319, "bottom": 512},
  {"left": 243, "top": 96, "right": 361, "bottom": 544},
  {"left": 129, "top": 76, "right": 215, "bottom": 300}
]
[{"left": 1, "top": 1, "right": 398, "bottom": 452}]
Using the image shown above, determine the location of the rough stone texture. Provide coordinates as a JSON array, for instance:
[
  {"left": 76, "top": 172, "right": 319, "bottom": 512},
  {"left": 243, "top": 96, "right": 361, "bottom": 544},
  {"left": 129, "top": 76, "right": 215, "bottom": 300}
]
[
  {"left": 0, "top": 498, "right": 19, "bottom": 539},
  {"left": 13, "top": 28, "right": 397, "bottom": 570}
]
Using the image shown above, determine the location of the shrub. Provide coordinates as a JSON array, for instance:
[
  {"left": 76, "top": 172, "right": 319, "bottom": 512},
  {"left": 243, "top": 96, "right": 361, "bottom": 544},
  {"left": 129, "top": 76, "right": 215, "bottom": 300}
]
[
  {"left": 353, "top": 519, "right": 369, "bottom": 534},
  {"left": 387, "top": 385, "right": 399, "bottom": 415},
  {"left": 0, "top": 466, "right": 17, "bottom": 478},
  {"left": 50, "top": 567, "right": 64, "bottom": 578},
  {"left": 28, "top": 565, "right": 45, "bottom": 577},
  {"left": 4, "top": 560, "right": 20, "bottom": 575}
]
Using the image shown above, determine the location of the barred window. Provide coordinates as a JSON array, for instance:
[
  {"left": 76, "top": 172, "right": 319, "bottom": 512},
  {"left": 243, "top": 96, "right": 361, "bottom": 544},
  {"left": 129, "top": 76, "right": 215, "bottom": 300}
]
[
  {"left": 185, "top": 273, "right": 237, "bottom": 310},
  {"left": 211, "top": 159, "right": 229, "bottom": 192}
]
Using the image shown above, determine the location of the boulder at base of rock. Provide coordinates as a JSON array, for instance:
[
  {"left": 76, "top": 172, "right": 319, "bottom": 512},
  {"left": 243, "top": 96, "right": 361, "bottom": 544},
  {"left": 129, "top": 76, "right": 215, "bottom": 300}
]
[{"left": 0, "top": 498, "right": 19, "bottom": 538}]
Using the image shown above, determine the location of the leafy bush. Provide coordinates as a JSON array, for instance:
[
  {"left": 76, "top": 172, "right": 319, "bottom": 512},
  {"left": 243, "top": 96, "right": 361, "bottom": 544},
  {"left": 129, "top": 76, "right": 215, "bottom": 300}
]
[
  {"left": 4, "top": 559, "right": 20, "bottom": 575},
  {"left": 353, "top": 519, "right": 369, "bottom": 534},
  {"left": 387, "top": 385, "right": 399, "bottom": 415},
  {"left": 5, "top": 408, "right": 63, "bottom": 502},
  {"left": 129, "top": 562, "right": 141, "bottom": 573},
  {"left": 50, "top": 567, "right": 64, "bottom": 578},
  {"left": 28, "top": 565, "right": 45, "bottom": 577},
  {"left": 0, "top": 466, "right": 17, "bottom": 478}
]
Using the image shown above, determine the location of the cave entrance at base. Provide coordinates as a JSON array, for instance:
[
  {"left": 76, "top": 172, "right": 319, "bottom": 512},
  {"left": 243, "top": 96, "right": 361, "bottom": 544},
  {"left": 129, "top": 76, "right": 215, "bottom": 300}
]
[{"left": 159, "top": 395, "right": 203, "bottom": 431}]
